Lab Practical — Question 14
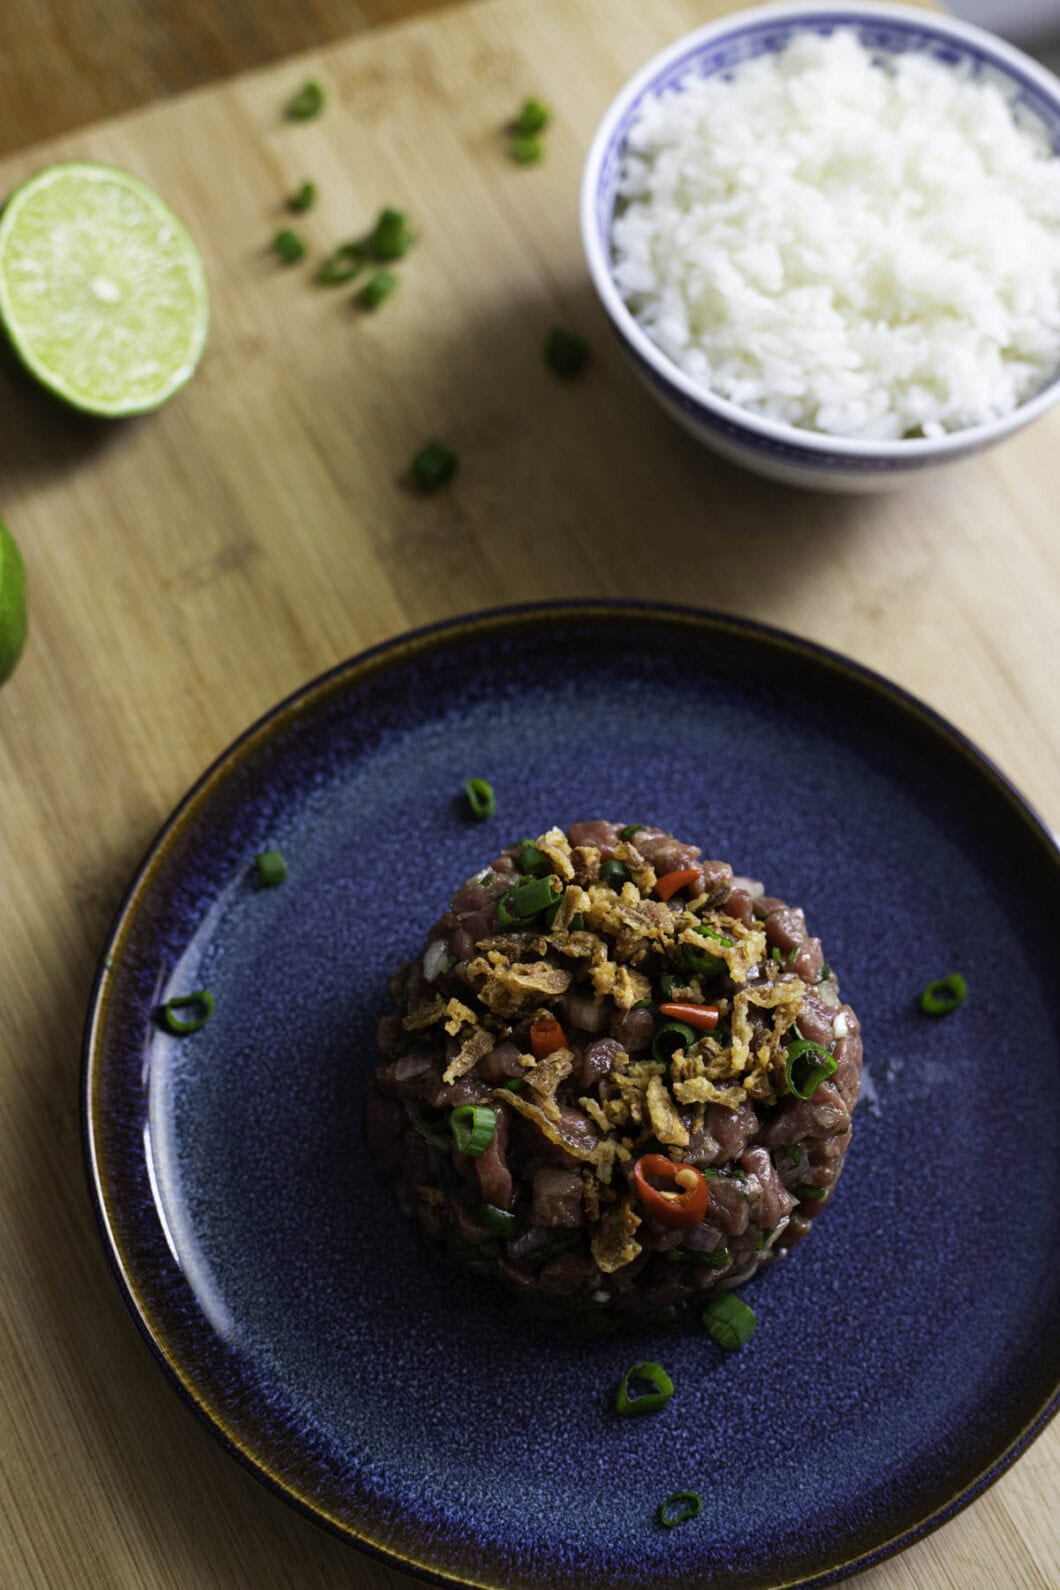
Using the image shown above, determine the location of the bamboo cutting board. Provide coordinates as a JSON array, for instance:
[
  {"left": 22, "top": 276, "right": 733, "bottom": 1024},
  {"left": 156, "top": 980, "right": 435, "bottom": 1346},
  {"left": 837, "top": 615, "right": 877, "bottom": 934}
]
[{"left": 0, "top": 1, "right": 1057, "bottom": 1586}]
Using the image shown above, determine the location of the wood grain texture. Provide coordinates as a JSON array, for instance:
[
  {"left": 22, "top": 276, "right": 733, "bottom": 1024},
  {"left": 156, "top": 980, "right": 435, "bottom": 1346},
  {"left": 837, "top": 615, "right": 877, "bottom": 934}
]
[
  {"left": 0, "top": 1, "right": 1057, "bottom": 1587},
  {"left": 0, "top": 0, "right": 456, "bottom": 157}
]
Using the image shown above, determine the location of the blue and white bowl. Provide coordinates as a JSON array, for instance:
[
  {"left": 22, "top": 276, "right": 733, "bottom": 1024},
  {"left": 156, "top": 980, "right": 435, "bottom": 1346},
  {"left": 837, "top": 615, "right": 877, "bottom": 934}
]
[{"left": 580, "top": 2, "right": 1060, "bottom": 490}]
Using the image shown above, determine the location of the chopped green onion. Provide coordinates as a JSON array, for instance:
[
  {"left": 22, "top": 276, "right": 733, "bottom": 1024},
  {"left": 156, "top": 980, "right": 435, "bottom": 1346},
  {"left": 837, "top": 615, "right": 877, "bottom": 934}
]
[
  {"left": 786, "top": 945, "right": 800, "bottom": 967},
  {"left": 701, "top": 1246, "right": 732, "bottom": 1268},
  {"left": 285, "top": 80, "right": 325, "bottom": 120},
  {"left": 665, "top": 1245, "right": 731, "bottom": 1268},
  {"left": 568, "top": 911, "right": 586, "bottom": 932},
  {"left": 288, "top": 180, "right": 317, "bottom": 213},
  {"left": 160, "top": 991, "right": 214, "bottom": 1035},
  {"left": 785, "top": 1038, "right": 838, "bottom": 1099},
  {"left": 754, "top": 1228, "right": 774, "bottom": 1250},
  {"left": 449, "top": 1104, "right": 496, "bottom": 1157},
  {"left": 357, "top": 268, "right": 397, "bottom": 310},
  {"left": 516, "top": 840, "right": 549, "bottom": 876},
  {"left": 503, "top": 1077, "right": 526, "bottom": 1092},
  {"left": 659, "top": 973, "right": 678, "bottom": 1000},
  {"left": 411, "top": 440, "right": 458, "bottom": 492},
  {"left": 544, "top": 326, "right": 590, "bottom": 380},
  {"left": 511, "top": 133, "right": 543, "bottom": 164},
  {"left": 513, "top": 97, "right": 551, "bottom": 136},
  {"left": 598, "top": 859, "right": 630, "bottom": 889},
  {"left": 369, "top": 207, "right": 415, "bottom": 261},
  {"left": 770, "top": 946, "right": 782, "bottom": 964},
  {"left": 614, "top": 1360, "right": 674, "bottom": 1417},
  {"left": 819, "top": 962, "right": 832, "bottom": 982},
  {"left": 789, "top": 1144, "right": 803, "bottom": 1168},
  {"left": 684, "top": 929, "right": 727, "bottom": 977},
  {"left": 464, "top": 777, "right": 496, "bottom": 820},
  {"left": 413, "top": 1109, "right": 452, "bottom": 1149},
  {"left": 272, "top": 228, "right": 305, "bottom": 264},
  {"left": 255, "top": 848, "right": 288, "bottom": 886},
  {"left": 316, "top": 241, "right": 365, "bottom": 285},
  {"left": 632, "top": 999, "right": 653, "bottom": 1011},
  {"left": 478, "top": 1203, "right": 516, "bottom": 1236},
  {"left": 702, "top": 1293, "right": 756, "bottom": 1350},
  {"left": 652, "top": 1020, "right": 696, "bottom": 1063},
  {"left": 727, "top": 1165, "right": 747, "bottom": 1183},
  {"left": 658, "top": 1491, "right": 702, "bottom": 1528},
  {"left": 697, "top": 925, "right": 733, "bottom": 947},
  {"left": 919, "top": 974, "right": 967, "bottom": 1017},
  {"left": 620, "top": 824, "right": 644, "bottom": 840},
  {"left": 795, "top": 1184, "right": 828, "bottom": 1202},
  {"left": 497, "top": 874, "right": 559, "bottom": 923}
]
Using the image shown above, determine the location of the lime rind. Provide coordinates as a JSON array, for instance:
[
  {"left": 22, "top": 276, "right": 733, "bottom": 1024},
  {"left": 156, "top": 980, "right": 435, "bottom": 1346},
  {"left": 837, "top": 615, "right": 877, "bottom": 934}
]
[
  {"left": 0, "top": 162, "right": 209, "bottom": 417},
  {"left": 0, "top": 518, "right": 28, "bottom": 684}
]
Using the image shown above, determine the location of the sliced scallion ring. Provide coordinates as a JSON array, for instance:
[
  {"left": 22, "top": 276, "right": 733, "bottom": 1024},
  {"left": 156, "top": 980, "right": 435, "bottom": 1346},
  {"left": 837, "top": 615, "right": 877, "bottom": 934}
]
[
  {"left": 784, "top": 1038, "right": 838, "bottom": 1099},
  {"left": 464, "top": 777, "right": 496, "bottom": 820},
  {"left": 657, "top": 1490, "right": 702, "bottom": 1528},
  {"left": 160, "top": 991, "right": 214, "bottom": 1035},
  {"left": 516, "top": 840, "right": 549, "bottom": 876},
  {"left": 614, "top": 1360, "right": 674, "bottom": 1417},
  {"left": 919, "top": 974, "right": 967, "bottom": 1016},
  {"left": 652, "top": 1020, "right": 696, "bottom": 1063},
  {"left": 449, "top": 1104, "right": 496, "bottom": 1157},
  {"left": 497, "top": 874, "right": 558, "bottom": 924}
]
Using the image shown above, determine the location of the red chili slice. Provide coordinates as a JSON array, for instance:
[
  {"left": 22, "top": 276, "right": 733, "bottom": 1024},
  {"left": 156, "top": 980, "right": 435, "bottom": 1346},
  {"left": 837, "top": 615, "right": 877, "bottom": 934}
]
[
  {"left": 631, "top": 1154, "right": 709, "bottom": 1228},
  {"left": 657, "top": 1001, "right": 720, "bottom": 1032},
  {"left": 654, "top": 869, "right": 702, "bottom": 902},
  {"left": 529, "top": 1015, "right": 567, "bottom": 1060}
]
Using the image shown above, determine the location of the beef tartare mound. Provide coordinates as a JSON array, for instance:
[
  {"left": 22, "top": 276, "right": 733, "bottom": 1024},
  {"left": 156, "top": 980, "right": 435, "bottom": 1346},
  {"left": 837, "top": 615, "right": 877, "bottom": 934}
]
[{"left": 366, "top": 821, "right": 862, "bottom": 1326}]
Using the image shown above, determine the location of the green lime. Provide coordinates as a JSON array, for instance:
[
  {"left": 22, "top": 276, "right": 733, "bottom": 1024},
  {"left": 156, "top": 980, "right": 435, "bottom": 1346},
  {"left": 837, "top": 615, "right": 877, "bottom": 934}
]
[
  {"left": 0, "top": 162, "right": 208, "bottom": 416},
  {"left": 0, "top": 518, "right": 27, "bottom": 684}
]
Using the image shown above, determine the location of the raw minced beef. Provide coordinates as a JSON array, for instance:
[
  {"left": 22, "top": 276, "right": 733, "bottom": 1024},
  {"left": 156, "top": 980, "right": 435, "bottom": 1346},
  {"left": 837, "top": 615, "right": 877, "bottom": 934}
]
[{"left": 365, "top": 820, "right": 862, "bottom": 1329}]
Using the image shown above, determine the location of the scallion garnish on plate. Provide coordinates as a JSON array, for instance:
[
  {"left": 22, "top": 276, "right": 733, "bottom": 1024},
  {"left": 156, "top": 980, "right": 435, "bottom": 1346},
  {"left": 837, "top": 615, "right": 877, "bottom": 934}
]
[
  {"left": 614, "top": 1360, "right": 674, "bottom": 1417},
  {"left": 255, "top": 848, "right": 288, "bottom": 886},
  {"left": 919, "top": 973, "right": 967, "bottom": 1016},
  {"left": 464, "top": 777, "right": 496, "bottom": 820},
  {"left": 657, "top": 1490, "right": 702, "bottom": 1528},
  {"left": 160, "top": 991, "right": 214, "bottom": 1035},
  {"left": 702, "top": 1293, "right": 755, "bottom": 1350}
]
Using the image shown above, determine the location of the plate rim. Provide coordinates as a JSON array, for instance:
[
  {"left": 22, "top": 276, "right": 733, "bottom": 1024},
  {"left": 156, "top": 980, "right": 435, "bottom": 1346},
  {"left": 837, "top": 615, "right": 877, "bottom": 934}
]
[{"left": 81, "top": 599, "right": 1060, "bottom": 1590}]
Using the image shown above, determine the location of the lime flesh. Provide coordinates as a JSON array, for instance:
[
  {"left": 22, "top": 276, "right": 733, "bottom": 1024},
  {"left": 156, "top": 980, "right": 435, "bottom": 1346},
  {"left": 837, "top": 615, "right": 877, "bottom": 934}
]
[
  {"left": 0, "top": 518, "right": 27, "bottom": 684},
  {"left": 0, "top": 162, "right": 208, "bottom": 416}
]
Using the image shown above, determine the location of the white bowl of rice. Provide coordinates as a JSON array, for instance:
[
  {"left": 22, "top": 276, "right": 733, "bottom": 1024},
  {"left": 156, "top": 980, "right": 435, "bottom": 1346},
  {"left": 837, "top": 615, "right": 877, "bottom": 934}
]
[{"left": 581, "top": 1, "right": 1060, "bottom": 489}]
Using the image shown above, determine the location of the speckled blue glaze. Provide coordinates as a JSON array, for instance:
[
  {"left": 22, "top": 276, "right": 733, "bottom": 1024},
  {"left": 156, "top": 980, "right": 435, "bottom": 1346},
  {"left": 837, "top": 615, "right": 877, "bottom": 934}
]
[
  {"left": 580, "top": 4, "right": 1060, "bottom": 485},
  {"left": 83, "top": 604, "right": 1060, "bottom": 1590}
]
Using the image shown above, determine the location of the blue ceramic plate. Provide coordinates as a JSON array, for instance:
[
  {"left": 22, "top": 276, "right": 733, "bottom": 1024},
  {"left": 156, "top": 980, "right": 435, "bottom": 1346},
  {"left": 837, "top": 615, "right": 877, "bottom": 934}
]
[{"left": 83, "top": 603, "right": 1060, "bottom": 1590}]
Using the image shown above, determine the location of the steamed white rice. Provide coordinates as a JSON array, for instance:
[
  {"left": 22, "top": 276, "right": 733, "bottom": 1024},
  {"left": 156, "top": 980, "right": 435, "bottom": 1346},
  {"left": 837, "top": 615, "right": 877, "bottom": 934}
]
[{"left": 611, "top": 30, "right": 1060, "bottom": 439}]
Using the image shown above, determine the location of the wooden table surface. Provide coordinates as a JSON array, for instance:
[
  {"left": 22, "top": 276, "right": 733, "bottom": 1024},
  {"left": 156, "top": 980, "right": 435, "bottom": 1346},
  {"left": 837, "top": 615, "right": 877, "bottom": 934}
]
[{"left": 0, "top": 1, "right": 1057, "bottom": 1587}]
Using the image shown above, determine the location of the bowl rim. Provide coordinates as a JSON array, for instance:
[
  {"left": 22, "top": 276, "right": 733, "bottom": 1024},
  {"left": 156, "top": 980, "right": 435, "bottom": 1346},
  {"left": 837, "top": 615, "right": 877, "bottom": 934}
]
[{"left": 580, "top": 0, "right": 1060, "bottom": 461}]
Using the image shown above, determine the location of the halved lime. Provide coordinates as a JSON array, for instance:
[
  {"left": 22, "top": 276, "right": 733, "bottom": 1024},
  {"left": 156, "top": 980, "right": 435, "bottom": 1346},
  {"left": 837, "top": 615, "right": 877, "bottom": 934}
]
[
  {"left": 0, "top": 162, "right": 208, "bottom": 416},
  {"left": 0, "top": 518, "right": 27, "bottom": 684}
]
